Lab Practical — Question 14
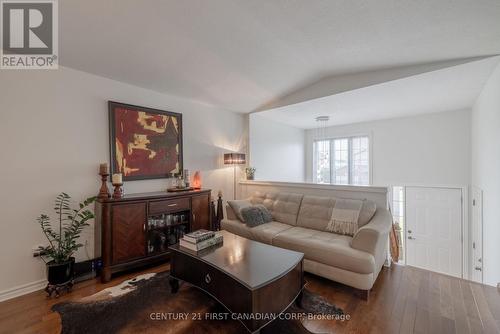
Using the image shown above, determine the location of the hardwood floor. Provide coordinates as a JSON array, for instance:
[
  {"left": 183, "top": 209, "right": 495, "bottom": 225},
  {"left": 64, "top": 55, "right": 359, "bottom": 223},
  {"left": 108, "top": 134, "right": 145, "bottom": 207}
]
[{"left": 0, "top": 264, "right": 498, "bottom": 334}]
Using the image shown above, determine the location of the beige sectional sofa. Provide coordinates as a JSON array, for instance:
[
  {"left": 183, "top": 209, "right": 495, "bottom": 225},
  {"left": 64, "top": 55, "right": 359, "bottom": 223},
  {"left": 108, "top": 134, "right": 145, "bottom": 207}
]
[{"left": 221, "top": 191, "right": 392, "bottom": 294}]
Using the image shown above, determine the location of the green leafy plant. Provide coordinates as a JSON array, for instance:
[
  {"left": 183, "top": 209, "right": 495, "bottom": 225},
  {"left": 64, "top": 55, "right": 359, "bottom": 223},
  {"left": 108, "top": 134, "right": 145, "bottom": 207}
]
[
  {"left": 36, "top": 193, "right": 97, "bottom": 264},
  {"left": 245, "top": 167, "right": 256, "bottom": 178}
]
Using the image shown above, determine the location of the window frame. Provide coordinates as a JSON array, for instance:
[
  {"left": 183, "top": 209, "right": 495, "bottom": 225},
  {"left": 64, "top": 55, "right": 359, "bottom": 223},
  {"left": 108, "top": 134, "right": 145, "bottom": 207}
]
[{"left": 313, "top": 134, "right": 372, "bottom": 185}]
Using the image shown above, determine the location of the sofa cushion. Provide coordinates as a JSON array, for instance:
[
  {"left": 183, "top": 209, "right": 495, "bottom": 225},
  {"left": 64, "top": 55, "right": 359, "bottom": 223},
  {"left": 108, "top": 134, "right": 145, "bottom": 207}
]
[
  {"left": 221, "top": 219, "right": 252, "bottom": 240},
  {"left": 297, "top": 195, "right": 336, "bottom": 231},
  {"left": 221, "top": 219, "right": 292, "bottom": 244},
  {"left": 270, "top": 192, "right": 303, "bottom": 226},
  {"left": 250, "top": 192, "right": 276, "bottom": 211},
  {"left": 358, "top": 200, "right": 377, "bottom": 227},
  {"left": 250, "top": 221, "right": 293, "bottom": 244},
  {"left": 272, "top": 227, "right": 375, "bottom": 274},
  {"left": 227, "top": 199, "right": 252, "bottom": 222}
]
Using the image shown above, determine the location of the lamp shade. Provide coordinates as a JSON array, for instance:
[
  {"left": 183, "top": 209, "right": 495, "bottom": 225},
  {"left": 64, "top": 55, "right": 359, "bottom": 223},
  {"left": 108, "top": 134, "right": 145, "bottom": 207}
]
[{"left": 224, "top": 153, "right": 246, "bottom": 165}]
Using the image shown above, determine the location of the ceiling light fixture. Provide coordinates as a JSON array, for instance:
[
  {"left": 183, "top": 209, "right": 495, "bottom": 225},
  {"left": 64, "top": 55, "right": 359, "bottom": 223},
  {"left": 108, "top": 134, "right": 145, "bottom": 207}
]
[
  {"left": 315, "top": 116, "right": 330, "bottom": 140},
  {"left": 314, "top": 116, "right": 330, "bottom": 183}
]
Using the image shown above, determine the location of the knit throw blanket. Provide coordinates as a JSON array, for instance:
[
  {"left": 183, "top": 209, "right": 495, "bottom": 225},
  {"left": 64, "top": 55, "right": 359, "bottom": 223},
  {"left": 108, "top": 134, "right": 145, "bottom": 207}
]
[{"left": 327, "top": 199, "right": 363, "bottom": 236}]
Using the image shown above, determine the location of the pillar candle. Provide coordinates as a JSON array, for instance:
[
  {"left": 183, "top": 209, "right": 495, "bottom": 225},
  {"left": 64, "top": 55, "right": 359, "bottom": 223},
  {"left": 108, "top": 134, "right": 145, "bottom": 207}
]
[
  {"left": 99, "top": 163, "right": 108, "bottom": 174},
  {"left": 112, "top": 173, "right": 123, "bottom": 184}
]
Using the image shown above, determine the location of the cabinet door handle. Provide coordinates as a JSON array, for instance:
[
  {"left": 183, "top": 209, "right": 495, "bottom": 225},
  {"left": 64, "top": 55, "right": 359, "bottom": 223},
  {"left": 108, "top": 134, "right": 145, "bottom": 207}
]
[
  {"left": 193, "top": 213, "right": 196, "bottom": 222},
  {"left": 167, "top": 203, "right": 178, "bottom": 207},
  {"left": 205, "top": 273, "right": 211, "bottom": 284},
  {"left": 143, "top": 223, "right": 146, "bottom": 232}
]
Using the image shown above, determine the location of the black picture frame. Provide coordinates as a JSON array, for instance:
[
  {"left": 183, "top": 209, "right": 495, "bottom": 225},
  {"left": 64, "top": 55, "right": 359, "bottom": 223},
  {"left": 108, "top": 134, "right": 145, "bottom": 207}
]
[{"left": 108, "top": 101, "right": 183, "bottom": 181}]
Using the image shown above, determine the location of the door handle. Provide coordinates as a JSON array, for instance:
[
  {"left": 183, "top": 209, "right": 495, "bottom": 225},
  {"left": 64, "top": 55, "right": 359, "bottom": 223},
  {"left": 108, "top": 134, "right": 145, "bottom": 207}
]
[
  {"left": 167, "top": 203, "right": 178, "bottom": 207},
  {"left": 475, "top": 266, "right": 482, "bottom": 271},
  {"left": 193, "top": 213, "right": 196, "bottom": 222},
  {"left": 408, "top": 230, "right": 412, "bottom": 234},
  {"left": 408, "top": 236, "right": 415, "bottom": 240}
]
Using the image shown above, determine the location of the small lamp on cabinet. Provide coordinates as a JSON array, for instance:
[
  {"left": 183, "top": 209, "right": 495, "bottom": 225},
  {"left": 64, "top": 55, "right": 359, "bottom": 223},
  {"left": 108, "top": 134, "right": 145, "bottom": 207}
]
[{"left": 192, "top": 171, "right": 202, "bottom": 189}]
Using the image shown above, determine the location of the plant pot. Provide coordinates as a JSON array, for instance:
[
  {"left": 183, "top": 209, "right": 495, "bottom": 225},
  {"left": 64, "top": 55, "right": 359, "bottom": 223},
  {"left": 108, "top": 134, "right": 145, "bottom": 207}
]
[{"left": 47, "top": 257, "right": 75, "bottom": 285}]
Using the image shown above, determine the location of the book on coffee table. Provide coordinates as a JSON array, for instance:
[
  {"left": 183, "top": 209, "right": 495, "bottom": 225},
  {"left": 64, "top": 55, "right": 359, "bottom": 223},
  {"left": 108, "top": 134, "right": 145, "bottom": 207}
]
[
  {"left": 179, "top": 233, "right": 223, "bottom": 251},
  {"left": 183, "top": 229, "right": 215, "bottom": 244}
]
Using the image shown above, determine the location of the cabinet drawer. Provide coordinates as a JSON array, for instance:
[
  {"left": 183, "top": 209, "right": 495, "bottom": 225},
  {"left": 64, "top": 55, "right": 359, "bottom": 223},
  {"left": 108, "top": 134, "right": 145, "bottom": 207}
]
[
  {"left": 149, "top": 198, "right": 190, "bottom": 214},
  {"left": 171, "top": 252, "right": 251, "bottom": 314}
]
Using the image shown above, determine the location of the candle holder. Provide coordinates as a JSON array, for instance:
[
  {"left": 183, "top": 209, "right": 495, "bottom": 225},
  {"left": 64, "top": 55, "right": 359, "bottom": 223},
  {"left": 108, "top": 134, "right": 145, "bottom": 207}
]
[
  {"left": 98, "top": 172, "right": 111, "bottom": 199},
  {"left": 112, "top": 183, "right": 124, "bottom": 199}
]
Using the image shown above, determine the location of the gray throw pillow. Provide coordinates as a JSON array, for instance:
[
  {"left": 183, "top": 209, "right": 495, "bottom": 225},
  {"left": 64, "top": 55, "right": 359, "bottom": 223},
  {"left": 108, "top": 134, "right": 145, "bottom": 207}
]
[
  {"left": 255, "top": 204, "right": 273, "bottom": 223},
  {"left": 241, "top": 207, "right": 265, "bottom": 227},
  {"left": 227, "top": 200, "right": 252, "bottom": 222}
]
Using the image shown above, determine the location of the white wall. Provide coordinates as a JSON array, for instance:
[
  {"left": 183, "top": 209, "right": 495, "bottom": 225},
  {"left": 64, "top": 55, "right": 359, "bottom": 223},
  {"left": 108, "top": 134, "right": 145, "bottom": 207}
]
[
  {"left": 249, "top": 113, "right": 305, "bottom": 182},
  {"left": 0, "top": 67, "right": 245, "bottom": 296},
  {"left": 471, "top": 62, "right": 500, "bottom": 287},
  {"left": 305, "top": 109, "right": 471, "bottom": 187}
]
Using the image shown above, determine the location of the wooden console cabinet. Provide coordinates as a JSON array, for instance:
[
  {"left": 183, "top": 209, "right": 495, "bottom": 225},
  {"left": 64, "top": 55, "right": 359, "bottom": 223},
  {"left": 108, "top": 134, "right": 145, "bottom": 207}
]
[{"left": 95, "top": 189, "right": 212, "bottom": 282}]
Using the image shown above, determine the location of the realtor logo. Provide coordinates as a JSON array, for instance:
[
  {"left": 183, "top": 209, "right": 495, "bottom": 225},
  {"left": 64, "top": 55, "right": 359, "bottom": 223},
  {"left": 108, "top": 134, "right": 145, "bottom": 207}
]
[{"left": 1, "top": 0, "right": 58, "bottom": 69}]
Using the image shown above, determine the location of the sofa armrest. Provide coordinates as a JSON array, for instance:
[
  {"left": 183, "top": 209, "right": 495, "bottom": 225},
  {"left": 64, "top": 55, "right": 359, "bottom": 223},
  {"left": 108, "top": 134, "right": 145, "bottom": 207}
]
[{"left": 351, "top": 208, "right": 392, "bottom": 256}]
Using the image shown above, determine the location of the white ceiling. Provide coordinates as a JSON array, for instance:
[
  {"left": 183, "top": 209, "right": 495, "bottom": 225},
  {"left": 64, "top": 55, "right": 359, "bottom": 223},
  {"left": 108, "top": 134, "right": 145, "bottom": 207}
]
[
  {"left": 59, "top": 0, "right": 500, "bottom": 113},
  {"left": 257, "top": 57, "right": 500, "bottom": 129}
]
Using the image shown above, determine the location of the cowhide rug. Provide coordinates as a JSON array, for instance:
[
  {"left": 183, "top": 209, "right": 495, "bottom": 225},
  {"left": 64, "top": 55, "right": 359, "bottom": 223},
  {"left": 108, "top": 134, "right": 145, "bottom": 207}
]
[{"left": 53, "top": 271, "right": 342, "bottom": 334}]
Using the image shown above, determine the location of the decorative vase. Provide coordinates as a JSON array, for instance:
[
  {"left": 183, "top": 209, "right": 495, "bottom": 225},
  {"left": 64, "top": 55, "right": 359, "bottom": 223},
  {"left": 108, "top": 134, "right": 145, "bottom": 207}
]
[
  {"left": 46, "top": 257, "right": 75, "bottom": 285},
  {"left": 245, "top": 168, "right": 256, "bottom": 180}
]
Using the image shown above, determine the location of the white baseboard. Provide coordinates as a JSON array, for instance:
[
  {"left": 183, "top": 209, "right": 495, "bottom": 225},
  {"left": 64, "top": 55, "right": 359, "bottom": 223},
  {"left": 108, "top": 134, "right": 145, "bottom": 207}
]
[{"left": 0, "top": 279, "right": 47, "bottom": 302}]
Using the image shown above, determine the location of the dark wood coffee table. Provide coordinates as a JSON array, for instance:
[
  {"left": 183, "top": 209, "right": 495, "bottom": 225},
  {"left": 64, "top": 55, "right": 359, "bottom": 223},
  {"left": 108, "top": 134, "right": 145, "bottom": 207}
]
[{"left": 169, "top": 230, "right": 304, "bottom": 333}]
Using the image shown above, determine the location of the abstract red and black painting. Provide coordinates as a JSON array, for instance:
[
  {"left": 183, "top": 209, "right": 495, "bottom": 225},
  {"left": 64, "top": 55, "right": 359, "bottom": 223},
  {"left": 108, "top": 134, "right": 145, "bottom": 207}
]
[{"left": 109, "top": 102, "right": 183, "bottom": 181}]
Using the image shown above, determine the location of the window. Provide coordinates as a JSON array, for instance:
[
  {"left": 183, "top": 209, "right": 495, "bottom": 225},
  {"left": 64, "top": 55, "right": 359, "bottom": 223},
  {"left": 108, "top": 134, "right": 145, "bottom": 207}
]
[
  {"left": 391, "top": 186, "right": 405, "bottom": 263},
  {"left": 313, "top": 136, "right": 370, "bottom": 185}
]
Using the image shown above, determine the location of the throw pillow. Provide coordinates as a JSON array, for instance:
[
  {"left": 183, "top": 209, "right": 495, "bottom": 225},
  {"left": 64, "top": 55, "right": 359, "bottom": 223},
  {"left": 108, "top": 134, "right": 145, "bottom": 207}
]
[
  {"left": 255, "top": 204, "right": 273, "bottom": 223},
  {"left": 326, "top": 199, "right": 363, "bottom": 236},
  {"left": 227, "top": 200, "right": 252, "bottom": 222},
  {"left": 358, "top": 200, "right": 377, "bottom": 227},
  {"left": 241, "top": 207, "right": 265, "bottom": 227}
]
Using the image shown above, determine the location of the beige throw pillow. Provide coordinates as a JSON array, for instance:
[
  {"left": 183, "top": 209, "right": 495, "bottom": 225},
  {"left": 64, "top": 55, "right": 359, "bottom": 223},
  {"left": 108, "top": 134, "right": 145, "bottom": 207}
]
[
  {"left": 227, "top": 200, "right": 252, "bottom": 222},
  {"left": 358, "top": 199, "right": 377, "bottom": 227},
  {"left": 326, "top": 199, "right": 363, "bottom": 236}
]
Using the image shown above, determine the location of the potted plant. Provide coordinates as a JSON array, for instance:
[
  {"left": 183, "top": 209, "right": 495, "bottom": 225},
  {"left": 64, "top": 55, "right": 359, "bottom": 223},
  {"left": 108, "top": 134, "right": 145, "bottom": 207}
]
[
  {"left": 245, "top": 167, "right": 256, "bottom": 180},
  {"left": 36, "top": 193, "right": 96, "bottom": 287}
]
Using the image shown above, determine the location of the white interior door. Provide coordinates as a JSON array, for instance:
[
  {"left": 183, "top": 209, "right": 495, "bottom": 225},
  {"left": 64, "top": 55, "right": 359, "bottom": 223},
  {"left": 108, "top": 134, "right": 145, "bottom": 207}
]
[
  {"left": 470, "top": 186, "right": 483, "bottom": 283},
  {"left": 405, "top": 187, "right": 462, "bottom": 278}
]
